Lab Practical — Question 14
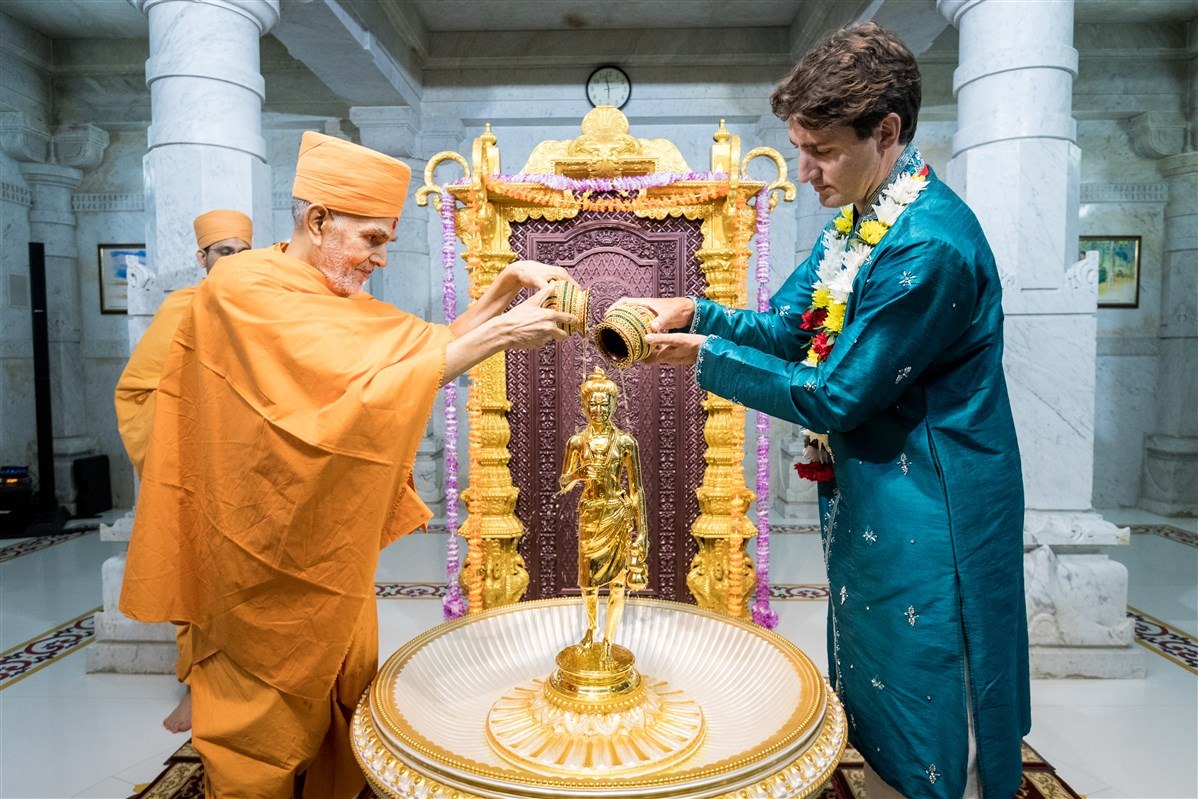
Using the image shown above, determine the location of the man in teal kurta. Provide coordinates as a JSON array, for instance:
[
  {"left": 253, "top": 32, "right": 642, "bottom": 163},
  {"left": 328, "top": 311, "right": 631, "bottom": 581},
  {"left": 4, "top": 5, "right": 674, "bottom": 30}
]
[{"left": 631, "top": 23, "right": 1029, "bottom": 799}]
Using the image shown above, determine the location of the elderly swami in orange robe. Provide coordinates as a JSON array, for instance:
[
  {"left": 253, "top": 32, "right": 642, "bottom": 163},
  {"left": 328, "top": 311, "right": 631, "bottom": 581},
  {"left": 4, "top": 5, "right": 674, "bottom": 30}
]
[{"left": 120, "top": 131, "right": 574, "bottom": 798}]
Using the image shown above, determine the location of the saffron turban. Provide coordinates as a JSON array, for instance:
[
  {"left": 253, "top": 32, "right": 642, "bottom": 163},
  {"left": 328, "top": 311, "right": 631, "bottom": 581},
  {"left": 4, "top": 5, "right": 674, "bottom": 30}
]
[
  {"left": 291, "top": 130, "right": 411, "bottom": 220},
  {"left": 193, "top": 209, "right": 253, "bottom": 250}
]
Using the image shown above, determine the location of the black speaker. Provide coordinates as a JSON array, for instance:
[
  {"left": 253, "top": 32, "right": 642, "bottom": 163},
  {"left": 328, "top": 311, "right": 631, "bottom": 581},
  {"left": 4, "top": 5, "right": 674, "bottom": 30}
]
[
  {"left": 72, "top": 455, "right": 112, "bottom": 518},
  {"left": 0, "top": 466, "right": 34, "bottom": 538},
  {"left": 29, "top": 242, "right": 57, "bottom": 514}
]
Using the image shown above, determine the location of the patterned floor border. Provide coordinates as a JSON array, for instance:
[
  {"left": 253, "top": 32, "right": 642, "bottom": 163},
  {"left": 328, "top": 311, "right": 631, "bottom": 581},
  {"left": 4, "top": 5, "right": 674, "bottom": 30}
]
[
  {"left": 0, "top": 606, "right": 98, "bottom": 691},
  {"left": 1130, "top": 523, "right": 1198, "bottom": 548},
  {"left": 0, "top": 528, "right": 95, "bottom": 564},
  {"left": 1127, "top": 605, "right": 1198, "bottom": 675}
]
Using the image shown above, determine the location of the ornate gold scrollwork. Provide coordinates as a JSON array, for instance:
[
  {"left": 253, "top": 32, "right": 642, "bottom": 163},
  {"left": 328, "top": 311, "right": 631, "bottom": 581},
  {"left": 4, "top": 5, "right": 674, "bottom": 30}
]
[
  {"left": 741, "top": 146, "right": 798, "bottom": 211},
  {"left": 416, "top": 151, "right": 471, "bottom": 210}
]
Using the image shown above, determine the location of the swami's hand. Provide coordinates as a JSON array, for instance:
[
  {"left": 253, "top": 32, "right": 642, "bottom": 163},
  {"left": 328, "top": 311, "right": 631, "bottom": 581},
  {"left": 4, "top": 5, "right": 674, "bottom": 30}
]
[
  {"left": 495, "top": 285, "right": 574, "bottom": 350},
  {"left": 618, "top": 296, "right": 695, "bottom": 332},
  {"left": 506, "top": 260, "right": 573, "bottom": 292},
  {"left": 643, "top": 332, "right": 707, "bottom": 366}
]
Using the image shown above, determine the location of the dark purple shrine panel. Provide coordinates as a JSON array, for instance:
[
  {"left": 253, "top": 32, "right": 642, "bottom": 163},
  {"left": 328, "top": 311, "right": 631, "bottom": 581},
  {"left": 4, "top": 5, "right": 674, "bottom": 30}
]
[{"left": 507, "top": 212, "right": 708, "bottom": 601}]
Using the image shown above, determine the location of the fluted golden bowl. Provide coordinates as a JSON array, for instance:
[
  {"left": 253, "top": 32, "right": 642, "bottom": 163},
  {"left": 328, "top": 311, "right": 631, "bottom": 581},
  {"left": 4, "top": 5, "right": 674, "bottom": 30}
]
[{"left": 353, "top": 598, "right": 844, "bottom": 799}]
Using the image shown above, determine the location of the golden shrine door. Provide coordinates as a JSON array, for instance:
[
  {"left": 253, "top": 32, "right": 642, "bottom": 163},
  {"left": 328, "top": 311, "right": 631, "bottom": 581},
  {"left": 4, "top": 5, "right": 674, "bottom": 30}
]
[{"left": 507, "top": 213, "right": 708, "bottom": 601}]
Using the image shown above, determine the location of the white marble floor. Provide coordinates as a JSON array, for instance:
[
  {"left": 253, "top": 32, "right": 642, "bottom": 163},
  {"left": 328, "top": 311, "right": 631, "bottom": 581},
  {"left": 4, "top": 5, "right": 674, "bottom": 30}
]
[{"left": 0, "top": 511, "right": 1194, "bottom": 798}]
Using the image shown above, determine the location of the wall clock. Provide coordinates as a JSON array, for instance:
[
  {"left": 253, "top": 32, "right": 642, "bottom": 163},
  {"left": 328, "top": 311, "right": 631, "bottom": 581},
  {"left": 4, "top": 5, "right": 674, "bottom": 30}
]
[{"left": 586, "top": 65, "right": 631, "bottom": 109}]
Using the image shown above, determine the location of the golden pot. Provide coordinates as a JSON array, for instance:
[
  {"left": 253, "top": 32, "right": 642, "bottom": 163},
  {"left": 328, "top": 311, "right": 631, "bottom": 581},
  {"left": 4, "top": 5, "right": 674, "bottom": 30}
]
[
  {"left": 540, "top": 279, "right": 590, "bottom": 337},
  {"left": 594, "top": 303, "right": 657, "bottom": 368}
]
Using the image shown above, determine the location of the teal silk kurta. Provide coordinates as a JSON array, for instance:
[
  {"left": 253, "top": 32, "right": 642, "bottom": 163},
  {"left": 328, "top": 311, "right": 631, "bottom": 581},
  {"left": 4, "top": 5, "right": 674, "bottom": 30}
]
[{"left": 692, "top": 159, "right": 1029, "bottom": 798}]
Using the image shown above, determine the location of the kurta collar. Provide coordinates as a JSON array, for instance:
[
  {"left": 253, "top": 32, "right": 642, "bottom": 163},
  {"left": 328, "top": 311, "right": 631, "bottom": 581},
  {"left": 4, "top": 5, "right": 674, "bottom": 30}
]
[{"left": 854, "top": 141, "right": 921, "bottom": 228}]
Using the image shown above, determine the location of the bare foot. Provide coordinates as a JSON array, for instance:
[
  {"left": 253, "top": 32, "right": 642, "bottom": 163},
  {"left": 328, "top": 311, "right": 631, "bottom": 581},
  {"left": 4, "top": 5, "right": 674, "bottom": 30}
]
[{"left": 163, "top": 688, "right": 191, "bottom": 733}]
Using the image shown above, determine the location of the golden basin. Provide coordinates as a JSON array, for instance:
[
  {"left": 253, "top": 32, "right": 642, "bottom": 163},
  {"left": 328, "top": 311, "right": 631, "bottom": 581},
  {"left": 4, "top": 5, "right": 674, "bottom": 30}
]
[{"left": 353, "top": 598, "right": 845, "bottom": 799}]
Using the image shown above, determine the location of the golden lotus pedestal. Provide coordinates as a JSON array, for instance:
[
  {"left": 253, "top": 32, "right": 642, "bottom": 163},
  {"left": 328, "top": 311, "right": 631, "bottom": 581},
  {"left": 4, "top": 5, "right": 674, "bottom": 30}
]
[{"left": 353, "top": 598, "right": 846, "bottom": 799}]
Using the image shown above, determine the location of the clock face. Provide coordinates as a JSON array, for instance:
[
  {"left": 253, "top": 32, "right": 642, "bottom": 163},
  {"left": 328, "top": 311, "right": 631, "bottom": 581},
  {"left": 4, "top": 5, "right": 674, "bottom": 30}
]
[{"left": 587, "top": 66, "right": 630, "bottom": 109}]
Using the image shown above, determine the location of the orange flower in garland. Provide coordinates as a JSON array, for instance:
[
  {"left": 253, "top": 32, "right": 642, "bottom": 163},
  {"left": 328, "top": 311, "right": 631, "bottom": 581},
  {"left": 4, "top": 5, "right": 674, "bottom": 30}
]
[{"left": 484, "top": 177, "right": 731, "bottom": 214}]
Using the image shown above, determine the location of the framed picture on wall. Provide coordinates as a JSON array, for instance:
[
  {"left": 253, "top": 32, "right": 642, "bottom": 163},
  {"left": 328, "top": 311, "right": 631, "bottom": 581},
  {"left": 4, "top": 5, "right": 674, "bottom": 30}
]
[
  {"left": 97, "top": 243, "right": 145, "bottom": 314},
  {"left": 1080, "top": 236, "right": 1141, "bottom": 308}
]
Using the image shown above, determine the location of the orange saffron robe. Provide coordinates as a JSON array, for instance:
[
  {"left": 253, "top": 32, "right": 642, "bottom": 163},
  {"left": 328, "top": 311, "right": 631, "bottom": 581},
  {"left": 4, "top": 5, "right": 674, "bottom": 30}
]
[
  {"left": 120, "top": 243, "right": 451, "bottom": 702},
  {"left": 114, "top": 284, "right": 198, "bottom": 476}
]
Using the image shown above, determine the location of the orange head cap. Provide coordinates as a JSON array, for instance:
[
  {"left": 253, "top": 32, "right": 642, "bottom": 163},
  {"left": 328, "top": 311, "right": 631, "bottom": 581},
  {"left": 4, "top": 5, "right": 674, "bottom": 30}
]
[
  {"left": 193, "top": 209, "right": 252, "bottom": 250},
  {"left": 291, "top": 131, "right": 411, "bottom": 221}
]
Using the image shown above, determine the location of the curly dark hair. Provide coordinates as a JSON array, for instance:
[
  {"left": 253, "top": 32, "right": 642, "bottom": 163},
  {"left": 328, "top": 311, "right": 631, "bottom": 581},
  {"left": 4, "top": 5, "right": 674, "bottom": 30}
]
[{"left": 770, "top": 22, "right": 921, "bottom": 143}]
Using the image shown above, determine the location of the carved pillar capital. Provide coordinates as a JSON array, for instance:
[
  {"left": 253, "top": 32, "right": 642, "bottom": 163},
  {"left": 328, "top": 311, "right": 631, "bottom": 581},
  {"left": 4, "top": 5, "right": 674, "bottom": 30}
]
[
  {"left": 1127, "top": 112, "right": 1187, "bottom": 160},
  {"left": 0, "top": 111, "right": 51, "bottom": 163},
  {"left": 350, "top": 106, "right": 420, "bottom": 157}
]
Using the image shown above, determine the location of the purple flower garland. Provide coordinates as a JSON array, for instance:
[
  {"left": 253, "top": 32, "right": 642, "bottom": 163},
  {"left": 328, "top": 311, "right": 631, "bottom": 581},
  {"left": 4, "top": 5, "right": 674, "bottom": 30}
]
[
  {"left": 491, "top": 172, "right": 727, "bottom": 195},
  {"left": 437, "top": 173, "right": 775, "bottom": 628},
  {"left": 750, "top": 187, "right": 778, "bottom": 629},
  {"left": 440, "top": 191, "right": 468, "bottom": 620}
]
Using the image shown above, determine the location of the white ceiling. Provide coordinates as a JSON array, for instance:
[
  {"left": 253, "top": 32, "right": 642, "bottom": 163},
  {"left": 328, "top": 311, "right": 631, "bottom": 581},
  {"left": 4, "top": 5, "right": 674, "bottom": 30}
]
[
  {"left": 1074, "top": 0, "right": 1198, "bottom": 22},
  {"left": 409, "top": 0, "right": 804, "bottom": 32},
  {"left": 2, "top": 0, "right": 147, "bottom": 38},
  {"left": 2, "top": 0, "right": 1194, "bottom": 40}
]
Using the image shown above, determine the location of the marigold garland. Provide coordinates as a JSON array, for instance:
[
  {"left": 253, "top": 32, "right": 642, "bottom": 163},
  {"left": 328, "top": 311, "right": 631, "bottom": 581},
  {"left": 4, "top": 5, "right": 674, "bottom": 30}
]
[{"left": 483, "top": 177, "right": 731, "bottom": 214}]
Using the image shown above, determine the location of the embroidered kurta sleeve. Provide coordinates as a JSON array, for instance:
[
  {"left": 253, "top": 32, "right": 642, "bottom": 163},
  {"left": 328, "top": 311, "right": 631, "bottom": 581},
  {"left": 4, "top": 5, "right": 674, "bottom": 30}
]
[
  {"left": 695, "top": 238, "right": 977, "bottom": 432},
  {"left": 687, "top": 239, "right": 824, "bottom": 361}
]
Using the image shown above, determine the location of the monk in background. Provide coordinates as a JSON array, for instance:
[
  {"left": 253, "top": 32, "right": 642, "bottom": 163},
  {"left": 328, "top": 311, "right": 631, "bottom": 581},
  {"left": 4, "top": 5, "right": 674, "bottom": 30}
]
[
  {"left": 114, "top": 209, "right": 252, "bottom": 734},
  {"left": 120, "top": 131, "right": 575, "bottom": 797}
]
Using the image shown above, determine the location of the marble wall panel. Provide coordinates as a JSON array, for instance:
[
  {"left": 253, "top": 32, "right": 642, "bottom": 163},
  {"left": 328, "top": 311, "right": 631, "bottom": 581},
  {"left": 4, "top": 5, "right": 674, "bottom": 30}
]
[
  {"left": 1004, "top": 314, "right": 1099, "bottom": 510},
  {"left": 1093, "top": 346, "right": 1157, "bottom": 508},
  {"left": 0, "top": 151, "right": 35, "bottom": 467},
  {"left": 0, "top": 13, "right": 52, "bottom": 122}
]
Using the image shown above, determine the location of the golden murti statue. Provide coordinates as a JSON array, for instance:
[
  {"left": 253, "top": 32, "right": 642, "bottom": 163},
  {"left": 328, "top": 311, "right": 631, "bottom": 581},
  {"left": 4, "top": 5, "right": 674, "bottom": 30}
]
[
  {"left": 484, "top": 367, "right": 706, "bottom": 777},
  {"left": 559, "top": 367, "right": 648, "bottom": 661}
]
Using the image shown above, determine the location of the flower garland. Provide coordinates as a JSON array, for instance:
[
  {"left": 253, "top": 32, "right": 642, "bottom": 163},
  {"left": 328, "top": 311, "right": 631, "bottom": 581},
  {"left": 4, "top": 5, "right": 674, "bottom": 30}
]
[
  {"left": 750, "top": 187, "right": 778, "bottom": 629},
  {"left": 799, "top": 160, "right": 929, "bottom": 367},
  {"left": 483, "top": 175, "right": 730, "bottom": 214},
  {"left": 793, "top": 153, "right": 929, "bottom": 485},
  {"left": 440, "top": 191, "right": 467, "bottom": 620}
]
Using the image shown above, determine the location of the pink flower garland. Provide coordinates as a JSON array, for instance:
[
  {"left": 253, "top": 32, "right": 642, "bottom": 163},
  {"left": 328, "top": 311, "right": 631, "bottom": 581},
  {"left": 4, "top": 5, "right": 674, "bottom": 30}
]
[
  {"left": 437, "top": 173, "right": 775, "bottom": 628},
  {"left": 491, "top": 172, "right": 727, "bottom": 195},
  {"left": 751, "top": 188, "right": 778, "bottom": 629},
  {"left": 440, "top": 191, "right": 468, "bottom": 620}
]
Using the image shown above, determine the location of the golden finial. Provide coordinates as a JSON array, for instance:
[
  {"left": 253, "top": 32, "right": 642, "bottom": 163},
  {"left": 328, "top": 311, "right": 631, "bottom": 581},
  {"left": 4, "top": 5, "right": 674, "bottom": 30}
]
[
  {"left": 482, "top": 122, "right": 496, "bottom": 145},
  {"left": 713, "top": 119, "right": 730, "bottom": 144}
]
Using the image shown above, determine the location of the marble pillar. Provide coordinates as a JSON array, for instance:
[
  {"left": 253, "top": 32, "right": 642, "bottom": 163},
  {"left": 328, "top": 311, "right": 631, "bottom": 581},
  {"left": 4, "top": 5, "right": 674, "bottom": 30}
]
[
  {"left": 349, "top": 106, "right": 447, "bottom": 523},
  {"left": 89, "top": 0, "right": 278, "bottom": 674},
  {"left": 938, "top": 0, "right": 1141, "bottom": 677},
  {"left": 1140, "top": 150, "right": 1197, "bottom": 514},
  {"left": 776, "top": 152, "right": 828, "bottom": 528},
  {"left": 0, "top": 114, "right": 109, "bottom": 512}
]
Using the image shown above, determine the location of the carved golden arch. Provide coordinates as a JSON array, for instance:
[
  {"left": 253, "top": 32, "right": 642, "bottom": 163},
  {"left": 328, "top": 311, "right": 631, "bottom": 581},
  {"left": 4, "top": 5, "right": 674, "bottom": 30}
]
[{"left": 417, "top": 107, "right": 794, "bottom": 619}]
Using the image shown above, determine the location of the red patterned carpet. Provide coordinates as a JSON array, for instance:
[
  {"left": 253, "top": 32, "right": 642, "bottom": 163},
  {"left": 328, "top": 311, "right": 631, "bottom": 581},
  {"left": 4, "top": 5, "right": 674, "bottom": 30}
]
[{"left": 134, "top": 741, "right": 1081, "bottom": 798}]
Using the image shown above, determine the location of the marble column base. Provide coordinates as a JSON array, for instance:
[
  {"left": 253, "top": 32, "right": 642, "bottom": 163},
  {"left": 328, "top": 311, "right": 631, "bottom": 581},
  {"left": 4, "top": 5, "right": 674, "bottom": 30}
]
[
  {"left": 85, "top": 550, "right": 178, "bottom": 674},
  {"left": 1029, "top": 645, "right": 1145, "bottom": 679},
  {"left": 413, "top": 434, "right": 445, "bottom": 523},
  {"left": 1140, "top": 434, "right": 1198, "bottom": 516},
  {"left": 51, "top": 435, "right": 98, "bottom": 514},
  {"left": 1024, "top": 539, "right": 1144, "bottom": 679}
]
